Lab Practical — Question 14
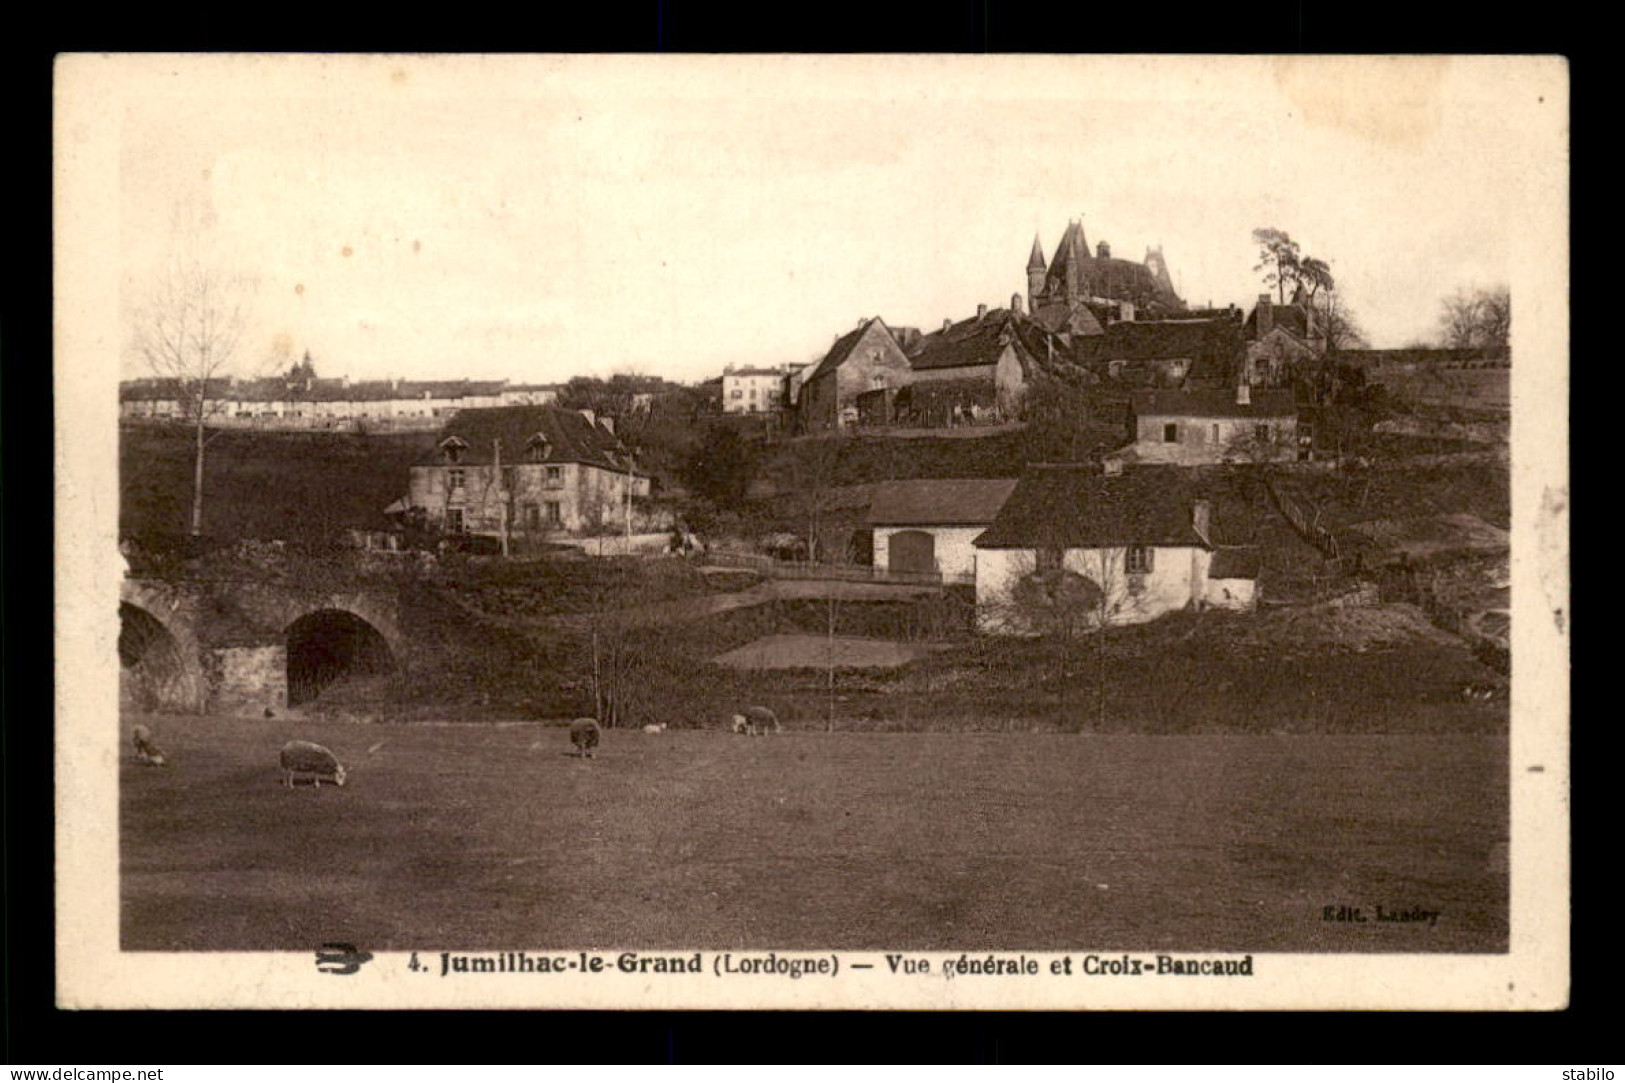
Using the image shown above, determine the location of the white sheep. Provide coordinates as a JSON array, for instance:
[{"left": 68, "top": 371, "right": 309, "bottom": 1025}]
[
  {"left": 733, "top": 705, "right": 781, "bottom": 737},
  {"left": 642, "top": 723, "right": 666, "bottom": 733},
  {"left": 280, "top": 740, "right": 347, "bottom": 788},
  {"left": 132, "top": 724, "right": 168, "bottom": 767},
  {"left": 570, "top": 718, "right": 602, "bottom": 758}
]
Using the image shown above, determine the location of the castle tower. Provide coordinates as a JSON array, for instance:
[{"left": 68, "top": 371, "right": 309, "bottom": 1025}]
[{"left": 1026, "top": 234, "right": 1047, "bottom": 312}]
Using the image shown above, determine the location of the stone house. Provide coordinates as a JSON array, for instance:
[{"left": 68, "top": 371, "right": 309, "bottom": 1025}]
[
  {"left": 866, "top": 477, "right": 1017, "bottom": 579},
  {"left": 407, "top": 406, "right": 651, "bottom": 540},
  {"left": 1127, "top": 386, "right": 1299, "bottom": 465},
  {"left": 1070, "top": 313, "right": 1245, "bottom": 391},
  {"left": 972, "top": 464, "right": 1258, "bottom": 634},
  {"left": 898, "top": 303, "right": 1064, "bottom": 425},
  {"left": 1244, "top": 291, "right": 1326, "bottom": 386},
  {"left": 799, "top": 317, "right": 915, "bottom": 432}
]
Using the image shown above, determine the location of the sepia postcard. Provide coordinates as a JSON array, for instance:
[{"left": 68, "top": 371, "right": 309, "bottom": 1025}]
[{"left": 54, "top": 53, "right": 1569, "bottom": 1010}]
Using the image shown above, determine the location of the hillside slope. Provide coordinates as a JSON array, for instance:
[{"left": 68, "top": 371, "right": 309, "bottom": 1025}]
[{"left": 121, "top": 425, "right": 435, "bottom": 543}]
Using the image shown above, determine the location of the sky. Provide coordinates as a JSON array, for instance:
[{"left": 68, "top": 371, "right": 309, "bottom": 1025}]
[{"left": 109, "top": 54, "right": 1555, "bottom": 385}]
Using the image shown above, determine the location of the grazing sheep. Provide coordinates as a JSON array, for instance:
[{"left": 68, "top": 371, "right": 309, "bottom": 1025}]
[
  {"left": 131, "top": 724, "right": 168, "bottom": 767},
  {"left": 570, "top": 718, "right": 602, "bottom": 758},
  {"left": 729, "top": 714, "right": 750, "bottom": 735},
  {"left": 642, "top": 723, "right": 666, "bottom": 733},
  {"left": 738, "top": 705, "right": 781, "bottom": 737},
  {"left": 280, "top": 740, "right": 347, "bottom": 788}
]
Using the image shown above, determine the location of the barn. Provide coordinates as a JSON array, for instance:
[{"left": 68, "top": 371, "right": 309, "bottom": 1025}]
[{"left": 866, "top": 478, "right": 1017, "bottom": 581}]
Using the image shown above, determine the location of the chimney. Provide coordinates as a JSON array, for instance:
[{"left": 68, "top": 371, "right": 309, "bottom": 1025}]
[
  {"left": 1097, "top": 241, "right": 1111, "bottom": 259},
  {"left": 1257, "top": 294, "right": 1273, "bottom": 336},
  {"left": 1011, "top": 293, "right": 1023, "bottom": 314},
  {"left": 1120, "top": 301, "right": 1135, "bottom": 323},
  {"left": 976, "top": 303, "right": 988, "bottom": 321},
  {"left": 858, "top": 316, "right": 867, "bottom": 328},
  {"left": 1236, "top": 382, "right": 1252, "bottom": 406},
  {"left": 1192, "top": 499, "right": 1212, "bottom": 544},
  {"left": 943, "top": 318, "right": 952, "bottom": 333}
]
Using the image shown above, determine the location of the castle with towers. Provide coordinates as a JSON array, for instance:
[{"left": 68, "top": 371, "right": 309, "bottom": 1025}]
[{"left": 1024, "top": 218, "right": 1186, "bottom": 335}]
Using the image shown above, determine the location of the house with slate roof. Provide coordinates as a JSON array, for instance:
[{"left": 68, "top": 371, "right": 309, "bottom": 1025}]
[
  {"left": 1244, "top": 289, "right": 1327, "bottom": 386},
  {"left": 799, "top": 317, "right": 914, "bottom": 432},
  {"left": 1069, "top": 313, "right": 1246, "bottom": 391},
  {"left": 407, "top": 406, "right": 650, "bottom": 539},
  {"left": 895, "top": 303, "right": 1068, "bottom": 425},
  {"left": 866, "top": 478, "right": 1018, "bottom": 580},
  {"left": 1127, "top": 386, "right": 1299, "bottom": 465},
  {"left": 972, "top": 464, "right": 1258, "bottom": 633}
]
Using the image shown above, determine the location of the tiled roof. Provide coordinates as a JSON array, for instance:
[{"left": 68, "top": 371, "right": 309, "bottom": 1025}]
[
  {"left": 1245, "top": 301, "right": 1311, "bottom": 340},
  {"left": 1071, "top": 319, "right": 1244, "bottom": 367},
  {"left": 867, "top": 478, "right": 1018, "bottom": 527},
  {"left": 416, "top": 406, "right": 634, "bottom": 472},
  {"left": 974, "top": 464, "right": 1216, "bottom": 550},
  {"left": 1209, "top": 548, "right": 1261, "bottom": 580},
  {"left": 1129, "top": 388, "right": 1297, "bottom": 419},
  {"left": 806, "top": 318, "right": 898, "bottom": 383},
  {"left": 905, "top": 309, "right": 1063, "bottom": 373}
]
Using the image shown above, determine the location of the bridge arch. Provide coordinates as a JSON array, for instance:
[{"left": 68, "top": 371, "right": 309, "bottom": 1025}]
[
  {"left": 284, "top": 608, "right": 396, "bottom": 706},
  {"left": 119, "top": 601, "right": 205, "bottom": 712}
]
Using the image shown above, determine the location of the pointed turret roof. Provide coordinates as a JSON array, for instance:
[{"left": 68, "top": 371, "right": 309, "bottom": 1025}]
[{"left": 1027, "top": 233, "right": 1046, "bottom": 271}]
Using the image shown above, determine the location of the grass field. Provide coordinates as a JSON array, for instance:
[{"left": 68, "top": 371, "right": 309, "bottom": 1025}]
[{"left": 122, "top": 716, "right": 1507, "bottom": 953}]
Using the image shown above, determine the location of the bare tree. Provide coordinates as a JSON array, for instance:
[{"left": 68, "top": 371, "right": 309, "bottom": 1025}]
[
  {"left": 1438, "top": 286, "right": 1512, "bottom": 351},
  {"left": 130, "top": 242, "right": 261, "bottom": 537},
  {"left": 774, "top": 436, "right": 845, "bottom": 562}
]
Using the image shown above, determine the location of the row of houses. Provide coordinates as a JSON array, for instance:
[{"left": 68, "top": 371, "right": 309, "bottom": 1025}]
[{"left": 120, "top": 357, "right": 564, "bottom": 429}]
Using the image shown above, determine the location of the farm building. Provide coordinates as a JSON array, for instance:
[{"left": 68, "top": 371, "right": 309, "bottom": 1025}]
[
  {"left": 866, "top": 477, "right": 1018, "bottom": 580},
  {"left": 799, "top": 317, "right": 915, "bottom": 432},
  {"left": 972, "top": 464, "right": 1258, "bottom": 634},
  {"left": 898, "top": 304, "right": 1068, "bottom": 426}
]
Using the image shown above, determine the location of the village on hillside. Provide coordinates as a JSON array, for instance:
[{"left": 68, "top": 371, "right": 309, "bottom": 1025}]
[
  {"left": 119, "top": 213, "right": 1512, "bottom": 667},
  {"left": 93, "top": 56, "right": 1550, "bottom": 976}
]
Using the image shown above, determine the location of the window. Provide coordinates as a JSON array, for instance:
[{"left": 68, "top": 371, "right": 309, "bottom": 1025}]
[
  {"left": 447, "top": 508, "right": 465, "bottom": 533},
  {"left": 523, "top": 504, "right": 541, "bottom": 531},
  {"left": 1255, "top": 424, "right": 1271, "bottom": 442},
  {"left": 1211, "top": 423, "right": 1220, "bottom": 444},
  {"left": 544, "top": 465, "right": 563, "bottom": 487},
  {"left": 1126, "top": 545, "right": 1154, "bottom": 574},
  {"left": 447, "top": 468, "right": 466, "bottom": 492},
  {"left": 545, "top": 501, "right": 562, "bottom": 526},
  {"left": 440, "top": 437, "right": 467, "bottom": 464},
  {"left": 731, "top": 389, "right": 744, "bottom": 399},
  {"left": 1163, "top": 423, "right": 1178, "bottom": 444},
  {"left": 1036, "top": 546, "right": 1064, "bottom": 572},
  {"left": 526, "top": 435, "right": 550, "bottom": 463}
]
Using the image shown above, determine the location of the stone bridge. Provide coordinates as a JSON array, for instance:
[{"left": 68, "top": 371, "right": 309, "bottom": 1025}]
[{"left": 120, "top": 576, "right": 407, "bottom": 715}]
